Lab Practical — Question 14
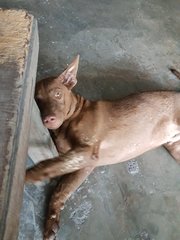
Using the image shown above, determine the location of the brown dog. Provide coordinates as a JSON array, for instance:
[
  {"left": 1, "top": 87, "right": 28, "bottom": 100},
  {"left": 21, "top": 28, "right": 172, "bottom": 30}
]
[{"left": 26, "top": 56, "right": 180, "bottom": 240}]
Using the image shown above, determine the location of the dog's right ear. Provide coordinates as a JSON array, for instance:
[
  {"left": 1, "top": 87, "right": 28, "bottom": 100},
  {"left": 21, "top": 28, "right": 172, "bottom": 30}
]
[{"left": 57, "top": 55, "right": 80, "bottom": 90}]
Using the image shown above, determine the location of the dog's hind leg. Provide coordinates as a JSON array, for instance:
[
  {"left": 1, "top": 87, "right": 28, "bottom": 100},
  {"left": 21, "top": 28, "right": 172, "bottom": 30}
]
[
  {"left": 164, "top": 140, "right": 180, "bottom": 164},
  {"left": 170, "top": 68, "right": 180, "bottom": 79},
  {"left": 44, "top": 166, "right": 94, "bottom": 240}
]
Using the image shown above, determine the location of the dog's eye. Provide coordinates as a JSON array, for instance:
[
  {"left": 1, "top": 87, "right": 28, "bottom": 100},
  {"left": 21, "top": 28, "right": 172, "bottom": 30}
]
[{"left": 55, "top": 91, "right": 62, "bottom": 98}]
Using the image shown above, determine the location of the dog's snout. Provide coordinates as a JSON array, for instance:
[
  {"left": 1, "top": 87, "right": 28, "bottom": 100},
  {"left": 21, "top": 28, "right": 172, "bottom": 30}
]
[
  {"left": 43, "top": 116, "right": 56, "bottom": 124},
  {"left": 42, "top": 114, "right": 62, "bottom": 129}
]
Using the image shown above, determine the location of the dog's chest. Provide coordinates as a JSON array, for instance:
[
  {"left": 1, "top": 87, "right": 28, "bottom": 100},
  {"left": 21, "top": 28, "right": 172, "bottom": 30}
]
[
  {"left": 51, "top": 128, "right": 72, "bottom": 154},
  {"left": 51, "top": 122, "right": 100, "bottom": 154}
]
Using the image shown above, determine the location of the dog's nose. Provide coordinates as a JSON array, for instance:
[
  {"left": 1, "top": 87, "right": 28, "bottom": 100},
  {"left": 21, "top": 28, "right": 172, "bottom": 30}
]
[{"left": 43, "top": 116, "right": 56, "bottom": 124}]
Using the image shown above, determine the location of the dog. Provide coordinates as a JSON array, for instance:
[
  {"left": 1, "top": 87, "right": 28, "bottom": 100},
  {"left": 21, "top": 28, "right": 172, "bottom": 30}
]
[{"left": 26, "top": 55, "right": 180, "bottom": 240}]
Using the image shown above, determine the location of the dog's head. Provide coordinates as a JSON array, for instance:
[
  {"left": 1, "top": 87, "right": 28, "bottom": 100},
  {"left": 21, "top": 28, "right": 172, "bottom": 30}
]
[{"left": 35, "top": 55, "right": 79, "bottom": 130}]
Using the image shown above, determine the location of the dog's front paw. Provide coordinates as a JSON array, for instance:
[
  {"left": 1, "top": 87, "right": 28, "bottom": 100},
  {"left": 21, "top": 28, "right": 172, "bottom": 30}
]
[
  {"left": 25, "top": 163, "right": 49, "bottom": 183},
  {"left": 25, "top": 168, "right": 40, "bottom": 183},
  {"left": 44, "top": 212, "right": 60, "bottom": 240},
  {"left": 25, "top": 169, "right": 35, "bottom": 183}
]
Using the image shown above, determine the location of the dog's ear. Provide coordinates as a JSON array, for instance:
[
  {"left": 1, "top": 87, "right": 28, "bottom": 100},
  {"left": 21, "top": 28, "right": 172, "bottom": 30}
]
[{"left": 58, "top": 55, "right": 80, "bottom": 90}]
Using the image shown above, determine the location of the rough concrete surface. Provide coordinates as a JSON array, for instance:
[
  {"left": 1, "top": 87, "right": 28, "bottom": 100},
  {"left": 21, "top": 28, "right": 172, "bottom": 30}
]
[
  {"left": 1, "top": 0, "right": 180, "bottom": 239},
  {"left": 0, "top": 9, "right": 38, "bottom": 240}
]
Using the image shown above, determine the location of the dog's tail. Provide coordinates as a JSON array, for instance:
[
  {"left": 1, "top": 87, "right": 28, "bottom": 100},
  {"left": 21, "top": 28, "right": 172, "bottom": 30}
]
[{"left": 169, "top": 68, "right": 180, "bottom": 80}]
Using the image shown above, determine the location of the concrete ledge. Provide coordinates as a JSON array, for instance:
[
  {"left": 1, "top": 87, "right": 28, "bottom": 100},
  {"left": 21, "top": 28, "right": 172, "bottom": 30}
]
[{"left": 0, "top": 9, "right": 39, "bottom": 240}]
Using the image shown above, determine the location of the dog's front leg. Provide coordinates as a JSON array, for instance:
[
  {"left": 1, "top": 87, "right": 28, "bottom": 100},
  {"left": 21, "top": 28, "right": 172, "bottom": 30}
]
[
  {"left": 26, "top": 147, "right": 95, "bottom": 183},
  {"left": 44, "top": 166, "right": 94, "bottom": 240}
]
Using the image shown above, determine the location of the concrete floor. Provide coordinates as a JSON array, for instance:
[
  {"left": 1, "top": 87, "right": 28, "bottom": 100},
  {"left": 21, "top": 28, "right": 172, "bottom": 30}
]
[{"left": 1, "top": 0, "right": 180, "bottom": 239}]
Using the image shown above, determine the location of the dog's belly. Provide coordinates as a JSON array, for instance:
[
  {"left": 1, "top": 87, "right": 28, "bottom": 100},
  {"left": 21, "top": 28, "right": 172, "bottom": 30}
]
[
  {"left": 97, "top": 123, "right": 178, "bottom": 166},
  {"left": 98, "top": 138, "right": 153, "bottom": 166}
]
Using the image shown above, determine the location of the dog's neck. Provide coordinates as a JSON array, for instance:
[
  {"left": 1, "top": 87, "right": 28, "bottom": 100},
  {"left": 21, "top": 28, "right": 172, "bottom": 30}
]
[{"left": 65, "top": 92, "right": 92, "bottom": 122}]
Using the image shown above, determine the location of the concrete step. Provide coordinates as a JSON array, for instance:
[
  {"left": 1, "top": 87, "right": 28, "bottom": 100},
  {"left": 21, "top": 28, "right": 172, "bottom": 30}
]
[{"left": 0, "top": 9, "right": 39, "bottom": 240}]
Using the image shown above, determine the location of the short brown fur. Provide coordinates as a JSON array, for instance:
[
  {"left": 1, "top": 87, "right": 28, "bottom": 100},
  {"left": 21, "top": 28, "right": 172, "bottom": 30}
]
[{"left": 26, "top": 56, "right": 180, "bottom": 239}]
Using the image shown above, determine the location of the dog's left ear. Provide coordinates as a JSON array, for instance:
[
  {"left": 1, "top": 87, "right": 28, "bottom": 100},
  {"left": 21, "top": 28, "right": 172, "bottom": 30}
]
[{"left": 58, "top": 55, "right": 80, "bottom": 90}]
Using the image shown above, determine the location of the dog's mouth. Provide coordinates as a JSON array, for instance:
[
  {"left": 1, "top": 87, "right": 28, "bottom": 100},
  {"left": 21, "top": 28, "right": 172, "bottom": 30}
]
[{"left": 44, "top": 121, "right": 62, "bottom": 130}]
